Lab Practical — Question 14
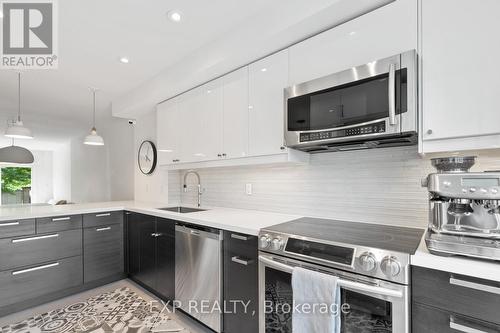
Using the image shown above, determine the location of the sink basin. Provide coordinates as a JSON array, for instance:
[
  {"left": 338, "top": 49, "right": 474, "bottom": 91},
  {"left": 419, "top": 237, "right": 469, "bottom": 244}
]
[{"left": 157, "top": 206, "right": 207, "bottom": 213}]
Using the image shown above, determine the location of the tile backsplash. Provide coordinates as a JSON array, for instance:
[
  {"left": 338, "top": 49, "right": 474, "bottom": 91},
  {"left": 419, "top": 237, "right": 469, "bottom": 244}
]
[{"left": 169, "top": 147, "right": 500, "bottom": 228}]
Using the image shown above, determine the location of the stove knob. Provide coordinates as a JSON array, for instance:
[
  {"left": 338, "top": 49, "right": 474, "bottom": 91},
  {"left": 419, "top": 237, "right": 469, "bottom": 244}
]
[
  {"left": 381, "top": 256, "right": 401, "bottom": 277},
  {"left": 259, "top": 235, "right": 271, "bottom": 249},
  {"left": 358, "top": 252, "right": 377, "bottom": 272},
  {"left": 270, "top": 237, "right": 284, "bottom": 251}
]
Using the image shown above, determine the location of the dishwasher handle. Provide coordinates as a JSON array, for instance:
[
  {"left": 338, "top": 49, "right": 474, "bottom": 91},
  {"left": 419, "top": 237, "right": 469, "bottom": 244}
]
[{"left": 175, "top": 224, "right": 222, "bottom": 240}]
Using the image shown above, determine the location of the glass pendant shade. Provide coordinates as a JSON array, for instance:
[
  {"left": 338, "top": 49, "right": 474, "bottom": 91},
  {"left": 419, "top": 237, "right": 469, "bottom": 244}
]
[
  {"left": 5, "top": 120, "right": 33, "bottom": 139},
  {"left": 84, "top": 89, "right": 104, "bottom": 146},
  {"left": 5, "top": 73, "right": 33, "bottom": 140},
  {"left": 84, "top": 127, "right": 104, "bottom": 146}
]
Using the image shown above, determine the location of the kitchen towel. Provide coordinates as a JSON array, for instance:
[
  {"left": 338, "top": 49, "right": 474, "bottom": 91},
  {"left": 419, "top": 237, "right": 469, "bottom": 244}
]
[{"left": 292, "top": 267, "right": 341, "bottom": 333}]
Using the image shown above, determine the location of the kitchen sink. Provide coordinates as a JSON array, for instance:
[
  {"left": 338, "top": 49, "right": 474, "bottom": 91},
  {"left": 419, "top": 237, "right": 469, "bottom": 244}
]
[{"left": 157, "top": 206, "right": 207, "bottom": 213}]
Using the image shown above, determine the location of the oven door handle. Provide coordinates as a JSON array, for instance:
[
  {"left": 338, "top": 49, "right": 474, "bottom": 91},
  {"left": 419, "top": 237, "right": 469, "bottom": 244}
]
[{"left": 259, "top": 255, "right": 403, "bottom": 298}]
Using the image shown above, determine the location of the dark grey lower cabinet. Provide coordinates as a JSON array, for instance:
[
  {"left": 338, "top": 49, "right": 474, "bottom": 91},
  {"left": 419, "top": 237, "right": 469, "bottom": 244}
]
[
  {"left": 127, "top": 213, "right": 175, "bottom": 301},
  {"left": 0, "top": 256, "right": 83, "bottom": 308},
  {"left": 0, "top": 211, "right": 127, "bottom": 317},
  {"left": 223, "top": 231, "right": 258, "bottom": 333},
  {"left": 83, "top": 221, "right": 124, "bottom": 283},
  {"left": 412, "top": 266, "right": 500, "bottom": 332},
  {"left": 413, "top": 302, "right": 500, "bottom": 333}
]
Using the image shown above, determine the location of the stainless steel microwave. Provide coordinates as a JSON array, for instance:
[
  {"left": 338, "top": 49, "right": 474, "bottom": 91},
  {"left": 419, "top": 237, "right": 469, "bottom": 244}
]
[{"left": 284, "top": 50, "right": 417, "bottom": 153}]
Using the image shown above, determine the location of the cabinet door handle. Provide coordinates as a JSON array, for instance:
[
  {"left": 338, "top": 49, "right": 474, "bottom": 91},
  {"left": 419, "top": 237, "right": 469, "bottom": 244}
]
[
  {"left": 450, "top": 277, "right": 500, "bottom": 295},
  {"left": 0, "top": 222, "right": 19, "bottom": 227},
  {"left": 231, "top": 234, "right": 249, "bottom": 241},
  {"left": 52, "top": 217, "right": 71, "bottom": 222},
  {"left": 96, "top": 227, "right": 111, "bottom": 232},
  {"left": 12, "top": 233, "right": 59, "bottom": 243},
  {"left": 95, "top": 213, "right": 111, "bottom": 217},
  {"left": 388, "top": 62, "right": 396, "bottom": 126},
  {"left": 12, "top": 262, "right": 59, "bottom": 275},
  {"left": 449, "top": 318, "right": 488, "bottom": 333},
  {"left": 232, "top": 256, "right": 252, "bottom": 266}
]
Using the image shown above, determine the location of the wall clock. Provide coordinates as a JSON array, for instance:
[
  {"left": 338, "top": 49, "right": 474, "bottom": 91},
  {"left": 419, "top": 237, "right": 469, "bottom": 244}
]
[{"left": 138, "top": 140, "right": 157, "bottom": 175}]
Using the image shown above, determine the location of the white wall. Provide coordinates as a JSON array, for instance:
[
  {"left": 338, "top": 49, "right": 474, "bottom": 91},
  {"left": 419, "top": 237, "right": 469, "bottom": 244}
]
[
  {"left": 30, "top": 150, "right": 54, "bottom": 204},
  {"left": 52, "top": 142, "right": 71, "bottom": 201},
  {"left": 69, "top": 111, "right": 134, "bottom": 203},
  {"left": 175, "top": 147, "right": 500, "bottom": 228},
  {"left": 134, "top": 110, "right": 169, "bottom": 203},
  {"left": 105, "top": 116, "right": 135, "bottom": 201},
  {"left": 70, "top": 137, "right": 111, "bottom": 203}
]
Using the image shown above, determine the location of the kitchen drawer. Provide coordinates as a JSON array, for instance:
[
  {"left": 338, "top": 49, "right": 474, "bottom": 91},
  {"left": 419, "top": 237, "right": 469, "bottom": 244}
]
[
  {"left": 412, "top": 266, "right": 500, "bottom": 325},
  {"left": 37, "top": 215, "right": 82, "bottom": 233},
  {"left": 83, "top": 223, "right": 124, "bottom": 283},
  {"left": 223, "top": 231, "right": 258, "bottom": 333},
  {"left": 0, "top": 219, "right": 35, "bottom": 239},
  {"left": 0, "top": 229, "right": 82, "bottom": 271},
  {"left": 83, "top": 211, "right": 123, "bottom": 228},
  {"left": 0, "top": 256, "right": 83, "bottom": 308},
  {"left": 226, "top": 231, "right": 257, "bottom": 257},
  {"left": 413, "top": 302, "right": 500, "bottom": 333}
]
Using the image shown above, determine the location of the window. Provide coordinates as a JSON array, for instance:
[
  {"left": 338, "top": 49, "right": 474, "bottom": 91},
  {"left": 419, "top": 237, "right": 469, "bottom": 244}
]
[{"left": 1, "top": 167, "right": 32, "bottom": 205}]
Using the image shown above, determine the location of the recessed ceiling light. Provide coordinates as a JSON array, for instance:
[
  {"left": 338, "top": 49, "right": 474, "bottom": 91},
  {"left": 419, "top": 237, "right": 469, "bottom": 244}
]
[
  {"left": 260, "top": 68, "right": 267, "bottom": 72},
  {"left": 349, "top": 31, "right": 356, "bottom": 36},
  {"left": 119, "top": 57, "right": 129, "bottom": 64},
  {"left": 167, "top": 10, "right": 182, "bottom": 22}
]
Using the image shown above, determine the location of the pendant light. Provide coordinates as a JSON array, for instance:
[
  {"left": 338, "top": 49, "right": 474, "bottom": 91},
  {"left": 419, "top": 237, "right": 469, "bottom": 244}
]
[
  {"left": 83, "top": 88, "right": 104, "bottom": 146},
  {"left": 0, "top": 139, "right": 34, "bottom": 164},
  {"left": 5, "top": 72, "right": 33, "bottom": 140}
]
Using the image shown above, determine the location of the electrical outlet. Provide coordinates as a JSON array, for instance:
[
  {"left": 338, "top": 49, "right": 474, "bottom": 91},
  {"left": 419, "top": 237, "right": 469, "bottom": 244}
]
[{"left": 245, "top": 183, "right": 252, "bottom": 195}]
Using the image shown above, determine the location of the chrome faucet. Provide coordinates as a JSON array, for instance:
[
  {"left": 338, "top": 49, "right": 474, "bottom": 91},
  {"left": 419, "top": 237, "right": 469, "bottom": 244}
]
[{"left": 183, "top": 170, "right": 202, "bottom": 207}]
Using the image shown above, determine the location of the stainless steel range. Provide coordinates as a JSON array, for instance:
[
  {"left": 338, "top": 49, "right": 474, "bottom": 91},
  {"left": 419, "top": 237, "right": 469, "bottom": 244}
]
[
  {"left": 423, "top": 156, "right": 500, "bottom": 260},
  {"left": 258, "top": 217, "right": 423, "bottom": 333}
]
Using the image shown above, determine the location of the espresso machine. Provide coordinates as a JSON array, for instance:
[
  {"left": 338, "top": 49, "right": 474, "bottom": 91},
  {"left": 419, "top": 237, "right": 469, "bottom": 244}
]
[{"left": 422, "top": 156, "right": 500, "bottom": 260}]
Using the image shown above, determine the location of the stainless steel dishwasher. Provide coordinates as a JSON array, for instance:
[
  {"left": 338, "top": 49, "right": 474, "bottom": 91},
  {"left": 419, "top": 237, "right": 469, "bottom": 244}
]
[{"left": 175, "top": 224, "right": 223, "bottom": 332}]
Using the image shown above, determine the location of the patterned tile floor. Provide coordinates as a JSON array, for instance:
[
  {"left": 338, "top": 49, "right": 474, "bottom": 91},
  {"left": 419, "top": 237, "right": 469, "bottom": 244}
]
[{"left": 0, "top": 280, "right": 211, "bottom": 333}]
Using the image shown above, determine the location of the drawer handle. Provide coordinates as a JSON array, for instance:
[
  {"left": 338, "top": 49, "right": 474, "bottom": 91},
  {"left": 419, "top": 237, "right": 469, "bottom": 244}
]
[
  {"left": 232, "top": 256, "right": 253, "bottom": 266},
  {"left": 450, "top": 318, "right": 488, "bottom": 333},
  {"left": 52, "top": 217, "right": 71, "bottom": 222},
  {"left": 96, "top": 227, "right": 111, "bottom": 232},
  {"left": 12, "top": 233, "right": 59, "bottom": 243},
  {"left": 12, "top": 262, "right": 59, "bottom": 276},
  {"left": 231, "top": 234, "right": 249, "bottom": 241},
  {"left": 0, "top": 222, "right": 20, "bottom": 227},
  {"left": 450, "top": 277, "right": 500, "bottom": 295},
  {"left": 95, "top": 213, "right": 111, "bottom": 217}
]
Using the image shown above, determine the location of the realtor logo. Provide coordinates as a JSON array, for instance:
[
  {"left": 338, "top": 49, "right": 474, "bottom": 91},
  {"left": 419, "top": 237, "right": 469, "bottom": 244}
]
[{"left": 1, "top": 0, "right": 58, "bottom": 69}]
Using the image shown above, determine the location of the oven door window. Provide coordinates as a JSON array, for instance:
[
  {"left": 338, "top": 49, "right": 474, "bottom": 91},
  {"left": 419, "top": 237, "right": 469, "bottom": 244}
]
[
  {"left": 264, "top": 267, "right": 393, "bottom": 333},
  {"left": 265, "top": 267, "right": 293, "bottom": 333},
  {"left": 287, "top": 69, "right": 407, "bottom": 132},
  {"left": 342, "top": 290, "right": 392, "bottom": 333}
]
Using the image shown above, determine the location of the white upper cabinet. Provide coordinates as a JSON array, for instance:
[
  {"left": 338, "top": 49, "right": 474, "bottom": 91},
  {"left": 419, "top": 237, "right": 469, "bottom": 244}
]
[
  {"left": 181, "top": 80, "right": 223, "bottom": 163},
  {"left": 248, "top": 50, "right": 289, "bottom": 156},
  {"left": 420, "top": 0, "right": 500, "bottom": 152},
  {"left": 156, "top": 97, "right": 180, "bottom": 164},
  {"left": 222, "top": 67, "right": 249, "bottom": 159},
  {"left": 289, "top": 0, "right": 417, "bottom": 85}
]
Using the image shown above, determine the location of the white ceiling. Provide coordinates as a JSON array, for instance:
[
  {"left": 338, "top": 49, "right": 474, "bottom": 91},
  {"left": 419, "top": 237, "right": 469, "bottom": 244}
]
[{"left": 0, "top": 0, "right": 392, "bottom": 144}]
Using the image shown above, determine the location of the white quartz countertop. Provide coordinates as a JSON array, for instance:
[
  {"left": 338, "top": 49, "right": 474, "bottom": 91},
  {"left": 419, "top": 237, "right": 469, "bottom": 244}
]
[
  {"left": 3, "top": 201, "right": 500, "bottom": 279},
  {"left": 411, "top": 232, "right": 500, "bottom": 282},
  {"left": 0, "top": 201, "right": 301, "bottom": 236}
]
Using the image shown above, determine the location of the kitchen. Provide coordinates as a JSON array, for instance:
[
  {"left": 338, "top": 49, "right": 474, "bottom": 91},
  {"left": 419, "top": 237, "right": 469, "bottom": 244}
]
[{"left": 1, "top": 0, "right": 499, "bottom": 332}]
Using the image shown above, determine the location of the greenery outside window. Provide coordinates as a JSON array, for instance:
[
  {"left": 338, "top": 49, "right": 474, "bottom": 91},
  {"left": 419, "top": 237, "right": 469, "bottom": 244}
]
[{"left": 1, "top": 167, "right": 32, "bottom": 205}]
